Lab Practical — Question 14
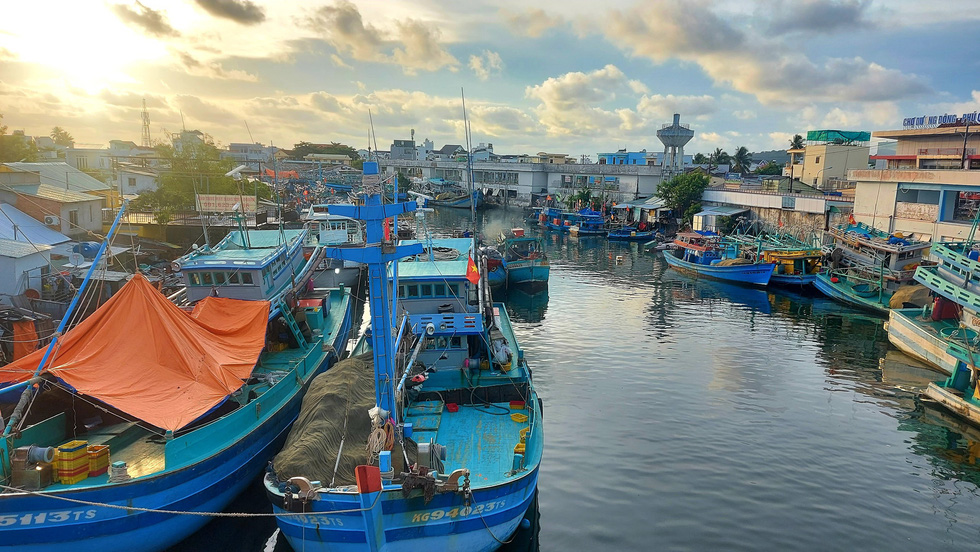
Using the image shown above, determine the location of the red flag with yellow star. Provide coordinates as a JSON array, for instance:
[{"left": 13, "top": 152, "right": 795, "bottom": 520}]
[{"left": 466, "top": 255, "right": 480, "bottom": 284}]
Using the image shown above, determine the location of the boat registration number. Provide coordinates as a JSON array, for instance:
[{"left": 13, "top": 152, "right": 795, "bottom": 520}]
[
  {"left": 295, "top": 514, "right": 344, "bottom": 526},
  {"left": 0, "top": 510, "right": 97, "bottom": 526},
  {"left": 411, "top": 500, "right": 506, "bottom": 523}
]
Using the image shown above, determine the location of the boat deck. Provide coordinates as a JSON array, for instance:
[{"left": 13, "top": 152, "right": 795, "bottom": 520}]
[{"left": 405, "top": 400, "right": 527, "bottom": 487}]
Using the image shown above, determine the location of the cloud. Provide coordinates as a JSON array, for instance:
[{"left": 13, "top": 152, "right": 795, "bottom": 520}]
[
  {"left": 173, "top": 50, "right": 259, "bottom": 81},
  {"left": 469, "top": 50, "right": 503, "bottom": 81},
  {"left": 109, "top": 1, "right": 180, "bottom": 38},
  {"left": 330, "top": 54, "right": 353, "bottom": 70},
  {"left": 310, "top": 92, "right": 346, "bottom": 114},
  {"left": 733, "top": 110, "right": 756, "bottom": 120},
  {"left": 173, "top": 94, "right": 238, "bottom": 127},
  {"left": 306, "top": 1, "right": 459, "bottom": 75},
  {"left": 766, "top": 0, "right": 873, "bottom": 35},
  {"left": 99, "top": 90, "right": 168, "bottom": 109},
  {"left": 194, "top": 0, "right": 265, "bottom": 25},
  {"left": 0, "top": 48, "right": 16, "bottom": 62},
  {"left": 636, "top": 94, "right": 717, "bottom": 121},
  {"left": 501, "top": 8, "right": 563, "bottom": 38},
  {"left": 601, "top": 1, "right": 930, "bottom": 105}
]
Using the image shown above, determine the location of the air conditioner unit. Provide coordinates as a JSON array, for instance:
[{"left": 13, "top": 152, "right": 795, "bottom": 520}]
[{"left": 43, "top": 215, "right": 59, "bottom": 226}]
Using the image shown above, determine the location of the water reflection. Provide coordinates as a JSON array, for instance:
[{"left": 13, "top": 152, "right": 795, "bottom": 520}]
[{"left": 503, "top": 286, "right": 549, "bottom": 324}]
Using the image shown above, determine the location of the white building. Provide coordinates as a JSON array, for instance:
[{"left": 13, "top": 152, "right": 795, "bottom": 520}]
[{"left": 0, "top": 238, "right": 53, "bottom": 304}]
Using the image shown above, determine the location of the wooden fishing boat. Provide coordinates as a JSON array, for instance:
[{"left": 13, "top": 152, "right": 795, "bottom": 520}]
[
  {"left": 567, "top": 209, "right": 605, "bottom": 237},
  {"left": 0, "top": 224, "right": 353, "bottom": 552},
  {"left": 813, "top": 222, "right": 931, "bottom": 315},
  {"left": 726, "top": 231, "right": 822, "bottom": 286},
  {"left": 501, "top": 229, "right": 549, "bottom": 289},
  {"left": 607, "top": 226, "right": 657, "bottom": 241},
  {"left": 303, "top": 204, "right": 366, "bottom": 289},
  {"left": 264, "top": 163, "right": 542, "bottom": 551},
  {"left": 662, "top": 232, "right": 776, "bottom": 286}
]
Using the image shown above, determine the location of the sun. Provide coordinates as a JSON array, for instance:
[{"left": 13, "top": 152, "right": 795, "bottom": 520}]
[{"left": 0, "top": 2, "right": 169, "bottom": 93}]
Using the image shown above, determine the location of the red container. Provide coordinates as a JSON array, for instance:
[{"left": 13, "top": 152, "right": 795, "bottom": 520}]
[
  {"left": 355, "top": 465, "right": 382, "bottom": 494},
  {"left": 446, "top": 403, "right": 459, "bottom": 413}
]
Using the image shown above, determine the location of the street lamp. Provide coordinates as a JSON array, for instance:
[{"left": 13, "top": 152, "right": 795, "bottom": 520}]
[{"left": 815, "top": 166, "right": 834, "bottom": 190}]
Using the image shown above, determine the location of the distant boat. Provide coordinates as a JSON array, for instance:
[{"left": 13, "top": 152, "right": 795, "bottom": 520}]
[
  {"left": 541, "top": 206, "right": 571, "bottom": 232},
  {"left": 482, "top": 245, "right": 508, "bottom": 291},
  {"left": 567, "top": 209, "right": 606, "bottom": 237},
  {"left": 0, "top": 225, "right": 353, "bottom": 552},
  {"left": 264, "top": 180, "right": 542, "bottom": 551},
  {"left": 607, "top": 226, "right": 657, "bottom": 241},
  {"left": 813, "top": 222, "right": 931, "bottom": 315},
  {"left": 502, "top": 228, "right": 550, "bottom": 288},
  {"left": 662, "top": 232, "right": 776, "bottom": 286}
]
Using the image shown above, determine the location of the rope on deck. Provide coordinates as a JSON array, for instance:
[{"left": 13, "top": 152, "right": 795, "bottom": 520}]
[{"left": 0, "top": 483, "right": 380, "bottom": 518}]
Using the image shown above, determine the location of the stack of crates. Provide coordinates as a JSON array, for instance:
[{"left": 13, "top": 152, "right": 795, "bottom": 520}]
[
  {"left": 56, "top": 440, "right": 89, "bottom": 485},
  {"left": 88, "top": 445, "right": 110, "bottom": 477}
]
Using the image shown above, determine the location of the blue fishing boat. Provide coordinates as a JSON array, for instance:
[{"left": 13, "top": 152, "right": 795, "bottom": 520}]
[
  {"left": 662, "top": 232, "right": 776, "bottom": 286},
  {"left": 567, "top": 209, "right": 605, "bottom": 237},
  {"left": 482, "top": 246, "right": 508, "bottom": 291},
  {"left": 0, "top": 222, "right": 353, "bottom": 552},
  {"left": 542, "top": 207, "right": 571, "bottom": 232},
  {"left": 607, "top": 226, "right": 657, "bottom": 241},
  {"left": 725, "top": 231, "right": 822, "bottom": 286},
  {"left": 813, "top": 222, "right": 931, "bottom": 315},
  {"left": 264, "top": 163, "right": 542, "bottom": 551},
  {"left": 502, "top": 228, "right": 549, "bottom": 288}
]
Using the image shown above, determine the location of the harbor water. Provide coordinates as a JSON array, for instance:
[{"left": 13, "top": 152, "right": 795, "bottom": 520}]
[{"left": 172, "top": 208, "right": 980, "bottom": 551}]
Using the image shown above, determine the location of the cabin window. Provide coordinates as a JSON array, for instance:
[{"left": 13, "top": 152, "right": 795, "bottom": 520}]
[
  {"left": 397, "top": 285, "right": 405, "bottom": 298},
  {"left": 447, "top": 283, "right": 459, "bottom": 297},
  {"left": 202, "top": 272, "right": 214, "bottom": 285},
  {"left": 434, "top": 283, "right": 446, "bottom": 296},
  {"left": 436, "top": 337, "right": 448, "bottom": 349},
  {"left": 242, "top": 273, "right": 254, "bottom": 285},
  {"left": 228, "top": 272, "right": 240, "bottom": 284},
  {"left": 190, "top": 273, "right": 202, "bottom": 286},
  {"left": 407, "top": 284, "right": 419, "bottom": 297},
  {"left": 450, "top": 337, "right": 462, "bottom": 348},
  {"left": 212, "top": 272, "right": 224, "bottom": 285},
  {"left": 421, "top": 284, "right": 433, "bottom": 297}
]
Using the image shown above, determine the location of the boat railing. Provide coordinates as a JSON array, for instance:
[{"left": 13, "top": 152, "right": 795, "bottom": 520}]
[{"left": 824, "top": 264, "right": 917, "bottom": 285}]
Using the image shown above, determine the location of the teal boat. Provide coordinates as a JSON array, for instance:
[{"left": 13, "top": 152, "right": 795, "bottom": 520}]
[
  {"left": 813, "top": 222, "right": 931, "bottom": 315},
  {"left": 0, "top": 224, "right": 353, "bottom": 551},
  {"left": 264, "top": 163, "right": 542, "bottom": 551},
  {"left": 501, "top": 228, "right": 550, "bottom": 288}
]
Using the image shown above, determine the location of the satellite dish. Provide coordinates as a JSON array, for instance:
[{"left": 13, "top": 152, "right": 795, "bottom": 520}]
[{"left": 69, "top": 252, "right": 84, "bottom": 266}]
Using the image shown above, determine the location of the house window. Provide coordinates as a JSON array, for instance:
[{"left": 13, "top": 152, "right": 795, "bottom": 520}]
[
  {"left": 76, "top": 157, "right": 88, "bottom": 169},
  {"left": 815, "top": 156, "right": 821, "bottom": 164},
  {"left": 128, "top": 177, "right": 136, "bottom": 190},
  {"left": 69, "top": 209, "right": 78, "bottom": 228}
]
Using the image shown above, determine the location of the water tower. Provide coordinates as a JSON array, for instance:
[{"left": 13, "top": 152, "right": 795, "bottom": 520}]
[{"left": 656, "top": 113, "right": 694, "bottom": 180}]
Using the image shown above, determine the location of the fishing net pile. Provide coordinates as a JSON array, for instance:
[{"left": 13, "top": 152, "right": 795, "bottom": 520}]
[
  {"left": 889, "top": 284, "right": 930, "bottom": 309},
  {"left": 272, "top": 353, "right": 416, "bottom": 486},
  {"left": 715, "top": 258, "right": 753, "bottom": 266}
]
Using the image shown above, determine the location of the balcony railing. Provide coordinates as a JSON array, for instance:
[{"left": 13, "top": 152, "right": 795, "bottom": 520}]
[{"left": 917, "top": 148, "right": 976, "bottom": 156}]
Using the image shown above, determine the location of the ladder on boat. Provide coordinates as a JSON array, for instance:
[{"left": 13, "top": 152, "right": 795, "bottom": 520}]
[{"left": 277, "top": 298, "right": 308, "bottom": 349}]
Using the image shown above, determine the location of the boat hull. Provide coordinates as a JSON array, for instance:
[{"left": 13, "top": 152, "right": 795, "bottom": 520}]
[
  {"left": 486, "top": 267, "right": 507, "bottom": 290},
  {"left": 924, "top": 381, "right": 980, "bottom": 425},
  {"left": 812, "top": 273, "right": 889, "bottom": 315},
  {"left": 270, "top": 468, "right": 538, "bottom": 552},
  {"left": 886, "top": 308, "right": 957, "bottom": 375},
  {"left": 0, "top": 295, "right": 353, "bottom": 552},
  {"left": 506, "top": 262, "right": 549, "bottom": 287},
  {"left": 662, "top": 253, "right": 775, "bottom": 286},
  {"left": 769, "top": 273, "right": 816, "bottom": 286}
]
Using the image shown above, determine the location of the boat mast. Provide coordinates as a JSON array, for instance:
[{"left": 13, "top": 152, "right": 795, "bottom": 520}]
[{"left": 461, "top": 89, "right": 485, "bottom": 317}]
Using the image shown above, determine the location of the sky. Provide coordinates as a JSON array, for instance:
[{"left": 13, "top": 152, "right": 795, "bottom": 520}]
[{"left": 1, "top": 0, "right": 978, "bottom": 158}]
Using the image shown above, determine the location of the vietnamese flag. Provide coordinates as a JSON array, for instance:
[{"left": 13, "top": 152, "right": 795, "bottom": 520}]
[{"left": 466, "top": 256, "right": 480, "bottom": 284}]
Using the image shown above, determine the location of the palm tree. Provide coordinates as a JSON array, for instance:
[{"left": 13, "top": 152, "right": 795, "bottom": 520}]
[
  {"left": 692, "top": 153, "right": 709, "bottom": 164},
  {"left": 50, "top": 126, "right": 74, "bottom": 147},
  {"left": 731, "top": 146, "right": 753, "bottom": 174},
  {"left": 709, "top": 148, "right": 730, "bottom": 169},
  {"left": 789, "top": 134, "right": 804, "bottom": 150}
]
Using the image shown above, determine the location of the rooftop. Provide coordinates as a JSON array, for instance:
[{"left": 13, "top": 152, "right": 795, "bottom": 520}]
[
  {"left": 4, "top": 162, "right": 111, "bottom": 192},
  {"left": 0, "top": 237, "right": 52, "bottom": 258},
  {"left": 0, "top": 203, "right": 71, "bottom": 245},
  {"left": 396, "top": 238, "right": 473, "bottom": 279}
]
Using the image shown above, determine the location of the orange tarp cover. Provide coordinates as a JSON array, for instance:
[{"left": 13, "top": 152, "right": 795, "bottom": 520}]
[
  {"left": 0, "top": 274, "right": 270, "bottom": 431},
  {"left": 11, "top": 319, "right": 38, "bottom": 360}
]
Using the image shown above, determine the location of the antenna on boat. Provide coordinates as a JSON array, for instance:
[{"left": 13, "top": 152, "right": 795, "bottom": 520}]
[{"left": 461, "top": 88, "right": 485, "bottom": 320}]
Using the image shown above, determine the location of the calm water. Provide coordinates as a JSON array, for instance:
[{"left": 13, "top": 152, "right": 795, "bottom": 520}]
[{"left": 173, "top": 208, "right": 980, "bottom": 551}]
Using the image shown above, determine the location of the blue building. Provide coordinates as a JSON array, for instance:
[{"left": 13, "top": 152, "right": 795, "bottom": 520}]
[{"left": 598, "top": 149, "right": 648, "bottom": 165}]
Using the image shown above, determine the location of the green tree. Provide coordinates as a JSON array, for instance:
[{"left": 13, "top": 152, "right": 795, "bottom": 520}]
[
  {"left": 657, "top": 172, "right": 709, "bottom": 225},
  {"left": 692, "top": 153, "right": 709, "bottom": 164},
  {"left": 754, "top": 161, "right": 783, "bottom": 175},
  {"left": 130, "top": 141, "right": 271, "bottom": 216},
  {"left": 0, "top": 113, "right": 39, "bottom": 162},
  {"left": 291, "top": 141, "right": 359, "bottom": 160},
  {"left": 50, "top": 126, "right": 74, "bottom": 146},
  {"left": 790, "top": 134, "right": 804, "bottom": 150},
  {"left": 730, "top": 146, "right": 753, "bottom": 174},
  {"left": 709, "top": 148, "right": 729, "bottom": 168}
]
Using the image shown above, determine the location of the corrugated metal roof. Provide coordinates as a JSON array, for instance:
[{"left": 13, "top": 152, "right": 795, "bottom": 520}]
[
  {"left": 0, "top": 237, "right": 52, "bottom": 258},
  {"left": 395, "top": 238, "right": 472, "bottom": 279},
  {"left": 15, "top": 183, "right": 101, "bottom": 203},
  {"left": 694, "top": 206, "right": 750, "bottom": 217},
  {"left": 4, "top": 162, "right": 111, "bottom": 191},
  {"left": 0, "top": 203, "right": 71, "bottom": 245}
]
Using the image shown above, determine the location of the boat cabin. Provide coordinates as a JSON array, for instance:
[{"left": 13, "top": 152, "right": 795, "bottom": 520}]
[
  {"left": 175, "top": 229, "right": 310, "bottom": 303},
  {"left": 303, "top": 205, "right": 364, "bottom": 246}
]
